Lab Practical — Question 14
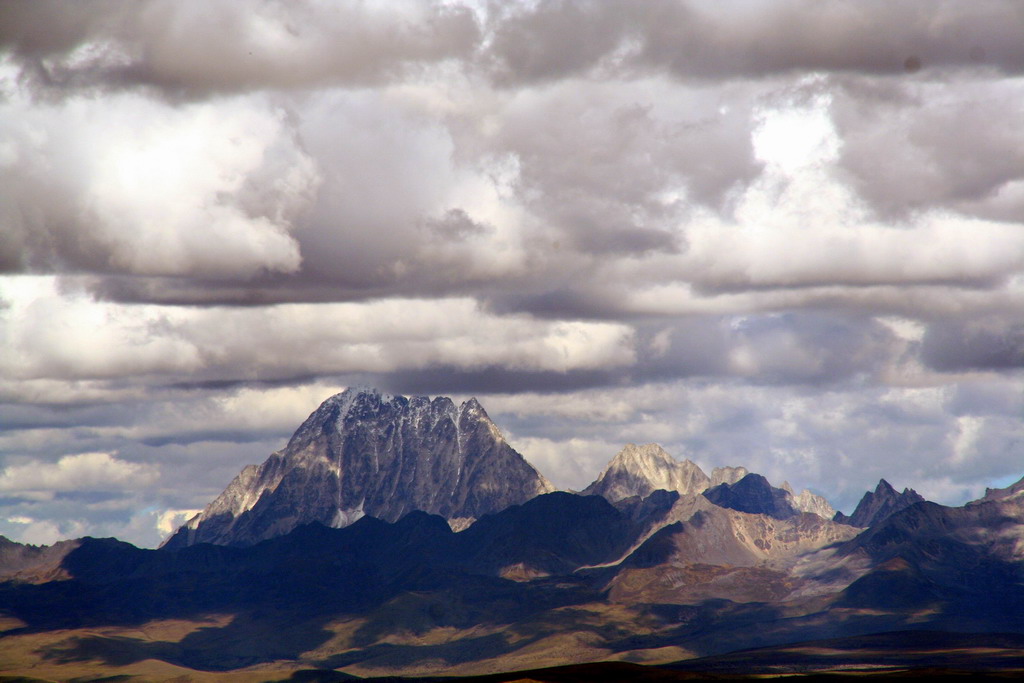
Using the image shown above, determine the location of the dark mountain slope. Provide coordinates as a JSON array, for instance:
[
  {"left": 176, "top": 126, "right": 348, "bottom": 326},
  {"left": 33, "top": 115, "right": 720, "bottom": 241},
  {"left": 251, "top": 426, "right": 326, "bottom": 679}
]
[
  {"left": 702, "top": 473, "right": 797, "bottom": 519},
  {"left": 457, "top": 491, "right": 640, "bottom": 576},
  {"left": 0, "top": 492, "right": 642, "bottom": 633}
]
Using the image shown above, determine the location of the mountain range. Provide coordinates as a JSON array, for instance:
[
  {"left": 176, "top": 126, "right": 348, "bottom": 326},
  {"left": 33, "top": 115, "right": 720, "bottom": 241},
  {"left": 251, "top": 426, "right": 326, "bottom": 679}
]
[{"left": 1, "top": 387, "right": 1022, "bottom": 681}]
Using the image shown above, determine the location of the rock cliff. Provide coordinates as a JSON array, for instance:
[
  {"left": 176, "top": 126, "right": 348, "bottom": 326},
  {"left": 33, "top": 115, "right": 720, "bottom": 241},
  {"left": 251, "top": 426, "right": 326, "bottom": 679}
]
[{"left": 164, "top": 388, "right": 553, "bottom": 548}]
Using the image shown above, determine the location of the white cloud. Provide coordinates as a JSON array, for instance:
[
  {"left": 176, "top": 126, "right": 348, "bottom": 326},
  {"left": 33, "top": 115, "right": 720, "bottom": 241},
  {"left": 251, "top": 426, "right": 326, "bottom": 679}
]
[
  {"left": 0, "top": 276, "right": 201, "bottom": 380},
  {"left": 1, "top": 282, "right": 636, "bottom": 383},
  {"left": 156, "top": 509, "right": 201, "bottom": 536},
  {"left": 0, "top": 452, "right": 159, "bottom": 494},
  {"left": 509, "top": 436, "right": 621, "bottom": 491},
  {"left": 9, "top": 519, "right": 67, "bottom": 546},
  {"left": 1, "top": 89, "right": 317, "bottom": 277}
]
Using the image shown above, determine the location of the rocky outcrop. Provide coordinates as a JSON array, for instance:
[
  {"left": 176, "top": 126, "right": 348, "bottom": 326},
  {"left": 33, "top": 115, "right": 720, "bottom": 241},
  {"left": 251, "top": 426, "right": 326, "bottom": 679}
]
[
  {"left": 833, "top": 479, "right": 925, "bottom": 528},
  {"left": 585, "top": 446, "right": 837, "bottom": 521},
  {"left": 163, "top": 388, "right": 554, "bottom": 548},
  {"left": 702, "top": 473, "right": 798, "bottom": 520},
  {"left": 782, "top": 482, "right": 837, "bottom": 519},
  {"left": 0, "top": 536, "right": 80, "bottom": 583},
  {"left": 581, "top": 443, "right": 710, "bottom": 502}
]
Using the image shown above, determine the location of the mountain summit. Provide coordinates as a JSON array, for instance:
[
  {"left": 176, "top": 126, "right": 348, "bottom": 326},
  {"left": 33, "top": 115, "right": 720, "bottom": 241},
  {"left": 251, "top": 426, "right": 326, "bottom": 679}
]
[
  {"left": 833, "top": 479, "right": 925, "bottom": 527},
  {"left": 582, "top": 443, "right": 836, "bottom": 520},
  {"left": 164, "top": 388, "right": 554, "bottom": 548},
  {"left": 581, "top": 443, "right": 711, "bottom": 501}
]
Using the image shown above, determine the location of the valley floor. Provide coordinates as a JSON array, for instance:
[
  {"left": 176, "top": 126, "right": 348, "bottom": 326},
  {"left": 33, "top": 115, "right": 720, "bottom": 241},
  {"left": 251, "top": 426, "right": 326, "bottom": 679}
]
[{"left": 4, "top": 612, "right": 1024, "bottom": 683}]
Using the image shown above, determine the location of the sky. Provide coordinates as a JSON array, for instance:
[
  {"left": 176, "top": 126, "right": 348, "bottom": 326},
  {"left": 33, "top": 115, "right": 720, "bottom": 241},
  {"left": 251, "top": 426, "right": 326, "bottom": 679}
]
[{"left": 1, "top": 0, "right": 1023, "bottom": 548}]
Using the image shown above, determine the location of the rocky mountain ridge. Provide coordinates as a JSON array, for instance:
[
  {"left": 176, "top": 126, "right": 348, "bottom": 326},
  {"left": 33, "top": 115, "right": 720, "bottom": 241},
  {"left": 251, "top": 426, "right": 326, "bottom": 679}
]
[
  {"left": 582, "top": 443, "right": 711, "bottom": 501},
  {"left": 163, "top": 390, "right": 918, "bottom": 550},
  {"left": 582, "top": 442, "right": 835, "bottom": 521},
  {"left": 833, "top": 478, "right": 925, "bottom": 527},
  {"left": 164, "top": 387, "right": 553, "bottom": 548}
]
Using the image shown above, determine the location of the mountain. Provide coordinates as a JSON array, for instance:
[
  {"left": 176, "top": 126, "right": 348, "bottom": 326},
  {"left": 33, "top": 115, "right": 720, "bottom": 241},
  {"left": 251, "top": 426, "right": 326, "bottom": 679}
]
[
  {"left": 163, "top": 388, "right": 554, "bottom": 548},
  {"left": 0, "top": 536, "right": 80, "bottom": 584},
  {"left": 584, "top": 445, "right": 836, "bottom": 523},
  {"left": 833, "top": 479, "right": 926, "bottom": 527},
  {"left": 0, "top": 493, "right": 652, "bottom": 642},
  {"left": 973, "top": 474, "right": 1024, "bottom": 505},
  {"left": 581, "top": 443, "right": 711, "bottom": 501},
  {"left": 781, "top": 481, "right": 837, "bottom": 518},
  {"left": 701, "top": 473, "right": 797, "bottom": 519},
  {"left": 12, "top": 387, "right": 1024, "bottom": 679},
  {"left": 602, "top": 493, "right": 859, "bottom": 605},
  {"left": 827, "top": 489, "right": 1024, "bottom": 627}
]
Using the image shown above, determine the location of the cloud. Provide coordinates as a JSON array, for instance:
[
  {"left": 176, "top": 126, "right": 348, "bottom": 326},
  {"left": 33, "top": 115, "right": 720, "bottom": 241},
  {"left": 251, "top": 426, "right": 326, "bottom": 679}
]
[
  {"left": 2, "top": 0, "right": 1024, "bottom": 548},
  {"left": 831, "top": 77, "right": 1024, "bottom": 219},
  {"left": 921, "top": 316, "right": 1024, "bottom": 371},
  {"left": 0, "top": 86, "right": 317, "bottom": 277},
  {"left": 3, "top": 517, "right": 75, "bottom": 546},
  {"left": 483, "top": 379, "right": 1024, "bottom": 514},
  {"left": 0, "top": 452, "right": 159, "bottom": 496},
  {"left": 0, "top": 0, "right": 480, "bottom": 96},
  {"left": 155, "top": 508, "right": 201, "bottom": 536},
  {"left": 486, "top": 1, "right": 1024, "bottom": 84},
  {"left": 8, "top": 0, "right": 1024, "bottom": 103},
  {"left": 1, "top": 280, "right": 636, "bottom": 385}
]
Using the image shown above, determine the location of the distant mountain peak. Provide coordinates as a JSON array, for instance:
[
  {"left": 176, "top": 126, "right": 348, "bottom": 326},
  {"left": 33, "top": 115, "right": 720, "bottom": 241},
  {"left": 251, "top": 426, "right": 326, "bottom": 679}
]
[
  {"left": 582, "top": 445, "right": 837, "bottom": 519},
  {"left": 164, "top": 389, "right": 553, "bottom": 548},
  {"left": 582, "top": 443, "right": 710, "bottom": 502},
  {"left": 834, "top": 478, "right": 925, "bottom": 527},
  {"left": 702, "top": 472, "right": 798, "bottom": 519},
  {"left": 788, "top": 487, "right": 837, "bottom": 519}
]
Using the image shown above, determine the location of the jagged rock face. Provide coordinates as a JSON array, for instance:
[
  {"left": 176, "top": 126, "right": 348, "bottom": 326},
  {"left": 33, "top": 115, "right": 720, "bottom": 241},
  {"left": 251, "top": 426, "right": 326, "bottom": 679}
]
[
  {"left": 786, "top": 486, "right": 837, "bottom": 519},
  {"left": 833, "top": 479, "right": 925, "bottom": 527},
  {"left": 581, "top": 443, "right": 710, "bottom": 502},
  {"left": 585, "top": 447, "right": 837, "bottom": 520},
  {"left": 164, "top": 388, "right": 554, "bottom": 548},
  {"left": 703, "top": 473, "right": 798, "bottom": 520}
]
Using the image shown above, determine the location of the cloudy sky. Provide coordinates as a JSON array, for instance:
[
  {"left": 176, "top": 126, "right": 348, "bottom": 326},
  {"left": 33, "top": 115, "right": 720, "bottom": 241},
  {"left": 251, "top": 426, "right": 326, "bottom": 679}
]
[{"left": 2, "top": 0, "right": 1023, "bottom": 548}]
